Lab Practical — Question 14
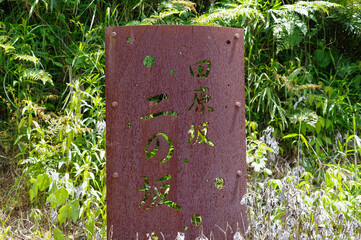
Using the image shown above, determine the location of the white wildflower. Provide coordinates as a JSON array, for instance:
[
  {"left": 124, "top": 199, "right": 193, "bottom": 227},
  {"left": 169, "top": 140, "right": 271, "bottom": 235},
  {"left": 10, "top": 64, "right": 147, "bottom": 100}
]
[
  {"left": 300, "top": 234, "right": 308, "bottom": 240},
  {"left": 254, "top": 222, "right": 265, "bottom": 236},
  {"left": 280, "top": 231, "right": 290, "bottom": 240},
  {"left": 280, "top": 189, "right": 286, "bottom": 203},
  {"left": 337, "top": 213, "right": 345, "bottom": 225},
  {"left": 74, "top": 184, "right": 85, "bottom": 199},
  {"left": 96, "top": 120, "right": 106, "bottom": 135},
  {"left": 260, "top": 126, "right": 279, "bottom": 161},
  {"left": 276, "top": 223, "right": 283, "bottom": 236},
  {"left": 240, "top": 193, "right": 254, "bottom": 208},
  {"left": 233, "top": 231, "right": 244, "bottom": 240},
  {"left": 292, "top": 166, "right": 305, "bottom": 177},
  {"left": 293, "top": 96, "right": 305, "bottom": 110},
  {"left": 302, "top": 221, "right": 310, "bottom": 232},
  {"left": 50, "top": 207, "right": 57, "bottom": 223},
  {"left": 318, "top": 223, "right": 326, "bottom": 236},
  {"left": 351, "top": 219, "right": 361, "bottom": 230},
  {"left": 195, "top": 237, "right": 208, "bottom": 240},
  {"left": 344, "top": 220, "right": 354, "bottom": 236},
  {"left": 266, "top": 198, "right": 277, "bottom": 213},
  {"left": 286, "top": 213, "right": 298, "bottom": 228},
  {"left": 335, "top": 132, "right": 343, "bottom": 144},
  {"left": 175, "top": 232, "right": 185, "bottom": 240}
]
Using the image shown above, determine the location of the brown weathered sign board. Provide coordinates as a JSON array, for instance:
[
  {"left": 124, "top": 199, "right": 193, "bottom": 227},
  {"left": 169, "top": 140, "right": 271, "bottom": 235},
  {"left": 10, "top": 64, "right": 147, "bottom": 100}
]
[{"left": 105, "top": 25, "right": 247, "bottom": 239}]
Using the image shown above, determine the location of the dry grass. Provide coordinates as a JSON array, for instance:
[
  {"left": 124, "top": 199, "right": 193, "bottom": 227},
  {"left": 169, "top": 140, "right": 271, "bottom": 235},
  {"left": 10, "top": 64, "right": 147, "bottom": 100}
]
[{"left": 0, "top": 159, "right": 53, "bottom": 239}]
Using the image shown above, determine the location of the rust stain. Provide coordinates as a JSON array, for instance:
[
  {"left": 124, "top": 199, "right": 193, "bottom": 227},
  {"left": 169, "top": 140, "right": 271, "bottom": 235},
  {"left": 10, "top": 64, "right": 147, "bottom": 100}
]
[{"left": 105, "top": 25, "right": 247, "bottom": 240}]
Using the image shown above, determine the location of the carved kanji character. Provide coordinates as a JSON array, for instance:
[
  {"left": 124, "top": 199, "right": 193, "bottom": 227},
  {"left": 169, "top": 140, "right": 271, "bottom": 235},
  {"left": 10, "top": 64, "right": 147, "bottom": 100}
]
[
  {"left": 138, "top": 174, "right": 181, "bottom": 210},
  {"left": 188, "top": 88, "right": 213, "bottom": 114},
  {"left": 187, "top": 122, "right": 214, "bottom": 146},
  {"left": 190, "top": 60, "right": 211, "bottom": 78}
]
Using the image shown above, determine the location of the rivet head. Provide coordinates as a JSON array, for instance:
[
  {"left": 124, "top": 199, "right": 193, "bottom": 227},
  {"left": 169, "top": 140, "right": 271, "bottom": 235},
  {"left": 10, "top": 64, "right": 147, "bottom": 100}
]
[
  {"left": 112, "top": 102, "right": 118, "bottom": 107},
  {"left": 235, "top": 102, "right": 241, "bottom": 107},
  {"left": 113, "top": 172, "right": 119, "bottom": 178},
  {"left": 234, "top": 33, "right": 240, "bottom": 39},
  {"left": 237, "top": 171, "right": 242, "bottom": 176},
  {"left": 111, "top": 32, "right": 116, "bottom": 37}
]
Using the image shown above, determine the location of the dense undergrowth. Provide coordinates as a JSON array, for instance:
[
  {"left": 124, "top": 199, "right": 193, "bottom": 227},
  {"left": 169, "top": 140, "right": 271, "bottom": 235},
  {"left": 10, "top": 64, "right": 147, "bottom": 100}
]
[{"left": 0, "top": 0, "right": 360, "bottom": 239}]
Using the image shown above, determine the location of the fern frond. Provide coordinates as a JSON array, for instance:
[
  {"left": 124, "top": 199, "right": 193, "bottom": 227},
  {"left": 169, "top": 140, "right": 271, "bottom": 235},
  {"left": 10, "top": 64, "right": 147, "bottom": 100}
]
[
  {"left": 344, "top": 19, "right": 361, "bottom": 37},
  {"left": 172, "top": 0, "right": 197, "bottom": 14},
  {"left": 295, "top": 1, "right": 341, "bottom": 15},
  {"left": 141, "top": 0, "right": 196, "bottom": 24},
  {"left": 194, "top": 6, "right": 264, "bottom": 28},
  {"left": 290, "top": 109, "right": 318, "bottom": 128},
  {"left": 156, "top": 10, "right": 181, "bottom": 20},
  {"left": 281, "top": 1, "right": 340, "bottom": 23},
  {"left": 0, "top": 43, "right": 15, "bottom": 53},
  {"left": 342, "top": 4, "right": 361, "bottom": 37},
  {"left": 270, "top": 1, "right": 340, "bottom": 53},
  {"left": 282, "top": 4, "right": 316, "bottom": 21},
  {"left": 270, "top": 9, "right": 305, "bottom": 53},
  {"left": 0, "top": 35, "right": 8, "bottom": 43},
  {"left": 21, "top": 68, "right": 53, "bottom": 85},
  {"left": 13, "top": 54, "right": 39, "bottom": 64}
]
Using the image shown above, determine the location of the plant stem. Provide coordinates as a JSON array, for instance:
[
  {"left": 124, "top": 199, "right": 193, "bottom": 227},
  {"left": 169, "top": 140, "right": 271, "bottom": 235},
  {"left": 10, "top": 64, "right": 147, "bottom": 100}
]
[{"left": 353, "top": 114, "right": 358, "bottom": 195}]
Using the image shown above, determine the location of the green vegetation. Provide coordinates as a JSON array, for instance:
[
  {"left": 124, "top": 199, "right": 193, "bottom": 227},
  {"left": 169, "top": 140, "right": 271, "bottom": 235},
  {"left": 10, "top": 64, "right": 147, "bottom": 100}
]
[{"left": 0, "top": 0, "right": 360, "bottom": 239}]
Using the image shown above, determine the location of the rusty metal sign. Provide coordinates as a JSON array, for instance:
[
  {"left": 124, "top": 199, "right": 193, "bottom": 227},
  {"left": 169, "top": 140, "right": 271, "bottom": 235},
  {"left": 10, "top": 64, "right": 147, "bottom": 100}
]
[{"left": 105, "top": 25, "right": 247, "bottom": 240}]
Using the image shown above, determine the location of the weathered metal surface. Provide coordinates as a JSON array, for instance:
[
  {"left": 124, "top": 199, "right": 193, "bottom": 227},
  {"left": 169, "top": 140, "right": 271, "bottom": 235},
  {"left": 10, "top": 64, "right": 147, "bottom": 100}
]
[{"left": 105, "top": 25, "right": 247, "bottom": 240}]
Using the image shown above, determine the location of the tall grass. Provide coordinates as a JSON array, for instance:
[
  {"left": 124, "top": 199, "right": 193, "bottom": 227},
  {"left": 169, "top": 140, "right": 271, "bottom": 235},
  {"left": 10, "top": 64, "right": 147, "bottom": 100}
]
[{"left": 0, "top": 0, "right": 360, "bottom": 239}]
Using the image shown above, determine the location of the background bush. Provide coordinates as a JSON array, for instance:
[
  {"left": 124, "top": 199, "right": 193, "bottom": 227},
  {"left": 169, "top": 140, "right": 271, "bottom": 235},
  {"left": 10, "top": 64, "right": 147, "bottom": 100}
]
[{"left": 0, "top": 0, "right": 360, "bottom": 239}]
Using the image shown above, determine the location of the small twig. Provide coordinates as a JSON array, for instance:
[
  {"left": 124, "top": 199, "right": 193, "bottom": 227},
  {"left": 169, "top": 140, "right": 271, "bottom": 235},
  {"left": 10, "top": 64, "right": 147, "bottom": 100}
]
[
  {"left": 215, "top": 222, "right": 233, "bottom": 240},
  {"left": 209, "top": 231, "right": 214, "bottom": 240},
  {"left": 2, "top": 68, "right": 16, "bottom": 108}
]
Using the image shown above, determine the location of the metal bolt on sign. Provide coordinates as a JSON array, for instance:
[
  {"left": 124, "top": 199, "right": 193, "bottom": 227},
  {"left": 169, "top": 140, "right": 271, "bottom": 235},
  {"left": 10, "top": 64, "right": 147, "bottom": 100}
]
[{"left": 105, "top": 25, "right": 247, "bottom": 240}]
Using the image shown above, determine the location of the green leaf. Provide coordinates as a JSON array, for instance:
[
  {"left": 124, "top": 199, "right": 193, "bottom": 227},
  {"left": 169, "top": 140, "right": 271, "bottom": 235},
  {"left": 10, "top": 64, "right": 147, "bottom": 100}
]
[
  {"left": 14, "top": 134, "right": 24, "bottom": 145},
  {"left": 283, "top": 133, "right": 298, "bottom": 139},
  {"left": 299, "top": 134, "right": 309, "bottom": 149},
  {"left": 58, "top": 204, "right": 72, "bottom": 224},
  {"left": 325, "top": 171, "right": 334, "bottom": 188},
  {"left": 55, "top": 187, "right": 69, "bottom": 206},
  {"left": 68, "top": 200, "right": 80, "bottom": 222},
  {"left": 37, "top": 174, "right": 51, "bottom": 191},
  {"left": 53, "top": 61, "right": 64, "bottom": 67},
  {"left": 46, "top": 193, "right": 58, "bottom": 209},
  {"left": 263, "top": 168, "right": 272, "bottom": 175},
  {"left": 326, "top": 119, "right": 332, "bottom": 129},
  {"left": 346, "top": 135, "right": 354, "bottom": 143},
  {"left": 315, "top": 121, "right": 321, "bottom": 134},
  {"left": 301, "top": 172, "right": 313, "bottom": 181},
  {"left": 318, "top": 117, "right": 325, "bottom": 128},
  {"left": 326, "top": 137, "right": 333, "bottom": 145},
  {"left": 18, "top": 117, "right": 26, "bottom": 130},
  {"left": 29, "top": 182, "right": 38, "bottom": 201},
  {"left": 265, "top": 146, "right": 274, "bottom": 153},
  {"left": 267, "top": 179, "right": 283, "bottom": 190},
  {"left": 53, "top": 227, "right": 65, "bottom": 240},
  {"left": 314, "top": 49, "right": 330, "bottom": 68}
]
